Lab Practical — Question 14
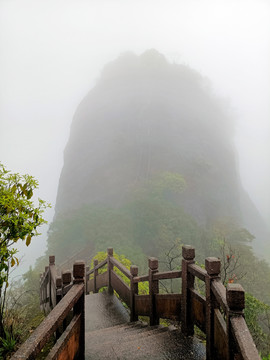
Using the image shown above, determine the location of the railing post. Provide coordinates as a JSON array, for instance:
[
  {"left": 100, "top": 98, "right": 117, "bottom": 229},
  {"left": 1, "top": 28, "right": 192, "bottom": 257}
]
[
  {"left": 181, "top": 245, "right": 195, "bottom": 336},
  {"left": 49, "top": 256, "right": 55, "bottom": 309},
  {"left": 73, "top": 261, "right": 85, "bottom": 360},
  {"left": 107, "top": 247, "right": 114, "bottom": 295},
  {"left": 56, "top": 276, "right": 62, "bottom": 304},
  {"left": 130, "top": 265, "right": 138, "bottom": 322},
  {"left": 62, "top": 271, "right": 72, "bottom": 295},
  {"left": 205, "top": 257, "right": 221, "bottom": 360},
  {"left": 149, "top": 257, "right": 159, "bottom": 326},
  {"left": 86, "top": 266, "right": 90, "bottom": 295},
  {"left": 93, "top": 259, "right": 99, "bottom": 293},
  {"left": 226, "top": 283, "right": 245, "bottom": 360}
]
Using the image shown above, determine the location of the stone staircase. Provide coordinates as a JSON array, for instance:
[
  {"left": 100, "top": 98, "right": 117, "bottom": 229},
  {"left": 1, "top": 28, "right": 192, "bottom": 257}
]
[{"left": 85, "top": 292, "right": 206, "bottom": 360}]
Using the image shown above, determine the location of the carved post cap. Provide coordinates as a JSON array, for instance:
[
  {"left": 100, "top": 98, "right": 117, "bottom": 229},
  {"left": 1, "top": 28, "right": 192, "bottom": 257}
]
[
  {"left": 73, "top": 261, "right": 85, "bottom": 280},
  {"left": 49, "top": 255, "right": 55, "bottom": 265},
  {"left": 62, "top": 271, "right": 72, "bottom": 284},
  {"left": 182, "top": 245, "right": 195, "bottom": 260},
  {"left": 130, "top": 265, "right": 138, "bottom": 276},
  {"left": 56, "top": 276, "right": 62, "bottom": 288},
  {"left": 205, "top": 257, "right": 221, "bottom": 275},
  {"left": 148, "top": 257, "right": 158, "bottom": 270},
  {"left": 94, "top": 259, "right": 99, "bottom": 266},
  {"left": 107, "top": 247, "right": 113, "bottom": 256},
  {"left": 226, "top": 283, "right": 245, "bottom": 311}
]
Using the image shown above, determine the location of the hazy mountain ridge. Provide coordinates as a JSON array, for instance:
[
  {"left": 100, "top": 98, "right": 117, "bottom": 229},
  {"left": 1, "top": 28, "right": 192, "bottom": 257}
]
[{"left": 54, "top": 50, "right": 267, "bottom": 251}]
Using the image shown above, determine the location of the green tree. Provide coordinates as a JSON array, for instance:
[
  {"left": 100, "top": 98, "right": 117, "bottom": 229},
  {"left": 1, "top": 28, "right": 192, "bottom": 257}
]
[{"left": 0, "top": 163, "right": 50, "bottom": 339}]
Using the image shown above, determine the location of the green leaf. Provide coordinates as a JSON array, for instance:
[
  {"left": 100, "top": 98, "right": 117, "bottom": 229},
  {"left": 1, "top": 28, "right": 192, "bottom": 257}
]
[
  {"left": 26, "top": 234, "right": 31, "bottom": 246},
  {"left": 27, "top": 189, "right": 33, "bottom": 199}
]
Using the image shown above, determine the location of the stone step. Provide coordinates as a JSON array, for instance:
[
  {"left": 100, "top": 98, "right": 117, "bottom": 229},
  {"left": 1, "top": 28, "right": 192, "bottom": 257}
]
[
  {"left": 85, "top": 321, "right": 148, "bottom": 337},
  {"left": 84, "top": 292, "right": 206, "bottom": 359},
  {"left": 85, "top": 324, "right": 205, "bottom": 360},
  {"left": 85, "top": 323, "right": 169, "bottom": 347},
  {"left": 85, "top": 292, "right": 130, "bottom": 332}
]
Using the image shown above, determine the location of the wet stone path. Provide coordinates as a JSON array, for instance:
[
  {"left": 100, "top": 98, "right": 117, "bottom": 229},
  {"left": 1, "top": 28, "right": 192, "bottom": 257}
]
[{"left": 85, "top": 292, "right": 206, "bottom": 360}]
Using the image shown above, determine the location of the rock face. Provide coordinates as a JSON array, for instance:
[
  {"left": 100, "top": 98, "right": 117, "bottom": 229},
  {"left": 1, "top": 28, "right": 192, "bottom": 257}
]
[{"left": 55, "top": 50, "right": 266, "bottom": 246}]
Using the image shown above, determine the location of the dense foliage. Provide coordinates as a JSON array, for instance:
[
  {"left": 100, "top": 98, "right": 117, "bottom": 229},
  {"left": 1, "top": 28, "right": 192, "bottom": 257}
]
[
  {"left": 0, "top": 164, "right": 49, "bottom": 357},
  {"left": 0, "top": 164, "right": 49, "bottom": 287}
]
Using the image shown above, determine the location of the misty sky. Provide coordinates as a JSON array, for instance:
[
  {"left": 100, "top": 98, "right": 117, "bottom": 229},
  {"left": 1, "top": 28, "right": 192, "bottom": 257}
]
[{"left": 0, "top": 0, "right": 269, "bottom": 271}]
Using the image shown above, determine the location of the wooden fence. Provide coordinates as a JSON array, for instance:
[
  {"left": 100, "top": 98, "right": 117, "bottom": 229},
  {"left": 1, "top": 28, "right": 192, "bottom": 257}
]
[
  {"left": 12, "top": 244, "right": 261, "bottom": 360},
  {"left": 11, "top": 260, "right": 85, "bottom": 360},
  {"left": 87, "top": 246, "right": 261, "bottom": 360}
]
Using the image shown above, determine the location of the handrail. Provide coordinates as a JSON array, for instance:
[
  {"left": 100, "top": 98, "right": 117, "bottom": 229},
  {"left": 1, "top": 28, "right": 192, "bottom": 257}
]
[
  {"left": 211, "top": 278, "right": 227, "bottom": 313},
  {"left": 11, "top": 284, "right": 84, "bottom": 360},
  {"left": 133, "top": 274, "right": 149, "bottom": 283},
  {"left": 109, "top": 257, "right": 132, "bottom": 279},
  {"left": 231, "top": 316, "right": 261, "bottom": 360},
  {"left": 153, "top": 270, "right": 181, "bottom": 280},
  {"left": 87, "top": 258, "right": 107, "bottom": 276},
  {"left": 188, "top": 263, "right": 207, "bottom": 281},
  {"left": 12, "top": 260, "right": 85, "bottom": 360}
]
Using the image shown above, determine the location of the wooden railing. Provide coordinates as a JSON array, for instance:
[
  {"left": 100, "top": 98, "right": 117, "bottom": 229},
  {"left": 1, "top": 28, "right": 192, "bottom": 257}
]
[
  {"left": 11, "top": 260, "right": 85, "bottom": 360},
  {"left": 86, "top": 246, "right": 261, "bottom": 360},
  {"left": 12, "top": 244, "right": 261, "bottom": 360}
]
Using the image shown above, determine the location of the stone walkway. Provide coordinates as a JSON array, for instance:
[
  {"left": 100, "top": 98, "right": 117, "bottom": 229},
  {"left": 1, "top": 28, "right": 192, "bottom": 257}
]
[{"left": 85, "top": 292, "right": 206, "bottom": 360}]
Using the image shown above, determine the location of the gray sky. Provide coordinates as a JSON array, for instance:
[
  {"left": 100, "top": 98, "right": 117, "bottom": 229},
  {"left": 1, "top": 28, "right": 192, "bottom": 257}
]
[{"left": 0, "top": 0, "right": 269, "bottom": 272}]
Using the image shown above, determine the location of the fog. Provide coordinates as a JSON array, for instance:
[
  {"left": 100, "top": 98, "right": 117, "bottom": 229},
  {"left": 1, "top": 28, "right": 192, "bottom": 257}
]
[{"left": 0, "top": 0, "right": 269, "bottom": 273}]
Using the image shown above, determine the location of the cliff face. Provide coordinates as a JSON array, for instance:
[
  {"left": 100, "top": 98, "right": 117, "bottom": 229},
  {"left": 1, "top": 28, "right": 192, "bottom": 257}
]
[{"left": 55, "top": 50, "right": 266, "bottom": 246}]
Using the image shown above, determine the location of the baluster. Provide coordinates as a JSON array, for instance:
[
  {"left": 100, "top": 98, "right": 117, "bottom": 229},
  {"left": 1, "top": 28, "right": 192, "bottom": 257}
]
[
  {"left": 107, "top": 247, "right": 114, "bottom": 294},
  {"left": 205, "top": 257, "right": 221, "bottom": 360},
  {"left": 73, "top": 261, "right": 85, "bottom": 360},
  {"left": 181, "top": 245, "right": 195, "bottom": 336},
  {"left": 149, "top": 257, "right": 159, "bottom": 326},
  {"left": 130, "top": 265, "right": 138, "bottom": 322},
  {"left": 226, "top": 283, "right": 245, "bottom": 360},
  {"left": 93, "top": 259, "right": 99, "bottom": 293}
]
